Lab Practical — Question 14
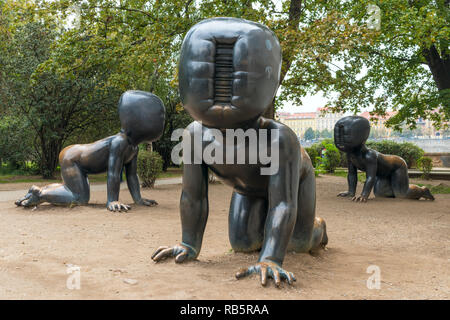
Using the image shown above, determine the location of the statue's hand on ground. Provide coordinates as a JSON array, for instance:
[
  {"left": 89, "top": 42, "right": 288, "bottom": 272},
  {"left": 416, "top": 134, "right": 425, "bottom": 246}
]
[
  {"left": 136, "top": 198, "right": 158, "bottom": 206},
  {"left": 151, "top": 243, "right": 197, "bottom": 263},
  {"left": 107, "top": 201, "right": 131, "bottom": 212},
  {"left": 337, "top": 191, "right": 354, "bottom": 197},
  {"left": 352, "top": 194, "right": 368, "bottom": 202},
  {"left": 235, "top": 260, "right": 296, "bottom": 287}
]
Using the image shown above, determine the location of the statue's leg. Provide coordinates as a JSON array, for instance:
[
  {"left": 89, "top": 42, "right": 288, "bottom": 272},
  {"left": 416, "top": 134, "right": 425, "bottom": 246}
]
[
  {"left": 228, "top": 191, "right": 267, "bottom": 252},
  {"left": 30, "top": 163, "right": 90, "bottom": 206},
  {"left": 41, "top": 162, "right": 90, "bottom": 205},
  {"left": 391, "top": 166, "right": 434, "bottom": 200},
  {"left": 289, "top": 168, "right": 327, "bottom": 253},
  {"left": 373, "top": 176, "right": 394, "bottom": 198}
]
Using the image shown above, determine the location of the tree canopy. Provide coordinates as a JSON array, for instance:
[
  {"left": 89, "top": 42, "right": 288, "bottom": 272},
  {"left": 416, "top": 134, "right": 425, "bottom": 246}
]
[{"left": 0, "top": 0, "right": 448, "bottom": 177}]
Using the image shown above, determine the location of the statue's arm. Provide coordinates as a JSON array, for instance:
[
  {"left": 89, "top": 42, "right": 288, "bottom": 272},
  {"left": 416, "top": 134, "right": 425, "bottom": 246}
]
[
  {"left": 106, "top": 138, "right": 127, "bottom": 210},
  {"left": 124, "top": 151, "right": 159, "bottom": 207},
  {"left": 179, "top": 162, "right": 209, "bottom": 257},
  {"left": 124, "top": 154, "right": 143, "bottom": 203},
  {"left": 347, "top": 158, "right": 358, "bottom": 196},
  {"left": 338, "top": 155, "right": 357, "bottom": 197},
  {"left": 151, "top": 162, "right": 209, "bottom": 262},
  {"left": 258, "top": 134, "right": 300, "bottom": 266},
  {"left": 360, "top": 151, "right": 378, "bottom": 199}
]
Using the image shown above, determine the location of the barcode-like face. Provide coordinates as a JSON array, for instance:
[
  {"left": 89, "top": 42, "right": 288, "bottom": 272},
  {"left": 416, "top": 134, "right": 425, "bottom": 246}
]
[
  {"left": 214, "top": 42, "right": 235, "bottom": 106},
  {"left": 178, "top": 17, "right": 282, "bottom": 128},
  {"left": 334, "top": 116, "right": 371, "bottom": 151},
  {"left": 334, "top": 124, "right": 346, "bottom": 149}
]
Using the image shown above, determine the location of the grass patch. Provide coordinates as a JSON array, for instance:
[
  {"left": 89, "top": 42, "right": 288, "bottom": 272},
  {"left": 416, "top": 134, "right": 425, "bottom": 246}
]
[
  {"left": 417, "top": 183, "right": 450, "bottom": 194},
  {"left": 331, "top": 170, "right": 450, "bottom": 194},
  {"left": 329, "top": 170, "right": 366, "bottom": 183},
  {"left": 159, "top": 167, "right": 183, "bottom": 179},
  {"left": 0, "top": 167, "right": 182, "bottom": 184},
  {"left": 0, "top": 176, "right": 49, "bottom": 184}
]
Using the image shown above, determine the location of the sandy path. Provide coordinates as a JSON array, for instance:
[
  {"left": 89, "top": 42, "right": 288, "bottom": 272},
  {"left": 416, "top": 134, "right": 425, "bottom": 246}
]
[
  {"left": 0, "top": 177, "right": 182, "bottom": 202},
  {"left": 0, "top": 175, "right": 448, "bottom": 299}
]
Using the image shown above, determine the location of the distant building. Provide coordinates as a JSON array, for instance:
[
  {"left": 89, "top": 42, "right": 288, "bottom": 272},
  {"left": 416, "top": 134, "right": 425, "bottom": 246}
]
[
  {"left": 277, "top": 108, "right": 345, "bottom": 139},
  {"left": 359, "top": 111, "right": 396, "bottom": 137},
  {"left": 315, "top": 107, "right": 346, "bottom": 132},
  {"left": 277, "top": 112, "right": 316, "bottom": 138},
  {"left": 277, "top": 108, "right": 444, "bottom": 140}
]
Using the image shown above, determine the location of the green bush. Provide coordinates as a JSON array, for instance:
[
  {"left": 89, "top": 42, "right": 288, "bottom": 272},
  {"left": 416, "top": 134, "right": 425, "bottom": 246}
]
[
  {"left": 366, "top": 140, "right": 424, "bottom": 168},
  {"left": 316, "top": 143, "right": 341, "bottom": 173},
  {"left": 417, "top": 156, "right": 433, "bottom": 180},
  {"left": 305, "top": 146, "right": 319, "bottom": 167},
  {"left": 137, "top": 150, "right": 163, "bottom": 188},
  {"left": 305, "top": 138, "right": 342, "bottom": 169}
]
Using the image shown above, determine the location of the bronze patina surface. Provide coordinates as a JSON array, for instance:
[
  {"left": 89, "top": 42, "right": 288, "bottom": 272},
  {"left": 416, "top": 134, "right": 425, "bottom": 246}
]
[
  {"left": 334, "top": 116, "right": 434, "bottom": 202},
  {"left": 15, "top": 90, "right": 166, "bottom": 212},
  {"left": 151, "top": 18, "right": 328, "bottom": 287}
]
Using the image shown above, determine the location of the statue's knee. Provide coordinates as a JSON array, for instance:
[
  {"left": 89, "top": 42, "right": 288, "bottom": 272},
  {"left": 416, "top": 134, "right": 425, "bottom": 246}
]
[
  {"left": 78, "top": 194, "right": 90, "bottom": 204},
  {"left": 229, "top": 232, "right": 262, "bottom": 252}
]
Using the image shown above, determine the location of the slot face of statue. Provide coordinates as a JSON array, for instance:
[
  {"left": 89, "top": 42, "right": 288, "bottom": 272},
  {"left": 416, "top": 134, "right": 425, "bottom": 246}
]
[
  {"left": 15, "top": 90, "right": 166, "bottom": 212},
  {"left": 151, "top": 17, "right": 328, "bottom": 287},
  {"left": 334, "top": 115, "right": 434, "bottom": 202}
]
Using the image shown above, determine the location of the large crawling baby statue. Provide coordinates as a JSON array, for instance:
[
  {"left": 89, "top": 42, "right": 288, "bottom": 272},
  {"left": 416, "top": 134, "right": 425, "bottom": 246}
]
[
  {"left": 15, "top": 90, "right": 165, "bottom": 212},
  {"left": 152, "top": 18, "right": 328, "bottom": 287},
  {"left": 334, "top": 115, "right": 434, "bottom": 202}
]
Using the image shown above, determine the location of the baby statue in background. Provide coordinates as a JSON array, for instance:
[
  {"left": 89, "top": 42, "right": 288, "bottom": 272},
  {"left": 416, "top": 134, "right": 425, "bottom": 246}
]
[
  {"left": 15, "top": 90, "right": 166, "bottom": 212},
  {"left": 334, "top": 116, "right": 434, "bottom": 202}
]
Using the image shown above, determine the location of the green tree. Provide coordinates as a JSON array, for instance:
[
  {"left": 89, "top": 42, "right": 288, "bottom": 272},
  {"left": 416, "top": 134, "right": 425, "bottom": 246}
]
[
  {"left": 304, "top": 127, "right": 315, "bottom": 140},
  {"left": 0, "top": 113, "right": 36, "bottom": 170},
  {"left": 49, "top": 0, "right": 449, "bottom": 128},
  {"left": 320, "top": 129, "right": 332, "bottom": 138},
  {"left": 316, "top": 143, "right": 341, "bottom": 173},
  {"left": 283, "top": 0, "right": 450, "bottom": 130},
  {"left": 153, "top": 90, "right": 192, "bottom": 171},
  {"left": 2, "top": 0, "right": 447, "bottom": 180},
  {"left": 0, "top": 2, "right": 120, "bottom": 177}
]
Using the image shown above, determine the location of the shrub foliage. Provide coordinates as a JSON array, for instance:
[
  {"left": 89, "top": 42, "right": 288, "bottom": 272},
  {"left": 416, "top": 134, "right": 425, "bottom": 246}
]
[{"left": 137, "top": 150, "right": 163, "bottom": 188}]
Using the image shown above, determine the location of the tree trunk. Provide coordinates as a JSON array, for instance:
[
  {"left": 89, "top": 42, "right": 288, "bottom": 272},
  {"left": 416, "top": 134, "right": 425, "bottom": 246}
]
[
  {"left": 265, "top": 0, "right": 303, "bottom": 119},
  {"left": 422, "top": 45, "right": 450, "bottom": 91},
  {"left": 263, "top": 100, "right": 275, "bottom": 119},
  {"left": 39, "top": 137, "right": 62, "bottom": 179}
]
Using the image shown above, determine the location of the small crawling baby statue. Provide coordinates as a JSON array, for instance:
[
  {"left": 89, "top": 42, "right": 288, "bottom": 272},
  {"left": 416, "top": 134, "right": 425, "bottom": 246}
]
[{"left": 15, "top": 90, "right": 165, "bottom": 212}]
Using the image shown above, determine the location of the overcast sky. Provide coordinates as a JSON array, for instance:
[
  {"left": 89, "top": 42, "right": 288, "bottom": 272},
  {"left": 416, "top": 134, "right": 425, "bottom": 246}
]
[{"left": 278, "top": 93, "right": 329, "bottom": 113}]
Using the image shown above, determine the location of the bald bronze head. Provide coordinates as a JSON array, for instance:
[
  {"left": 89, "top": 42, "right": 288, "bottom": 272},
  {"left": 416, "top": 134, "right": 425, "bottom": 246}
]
[
  {"left": 334, "top": 116, "right": 370, "bottom": 152},
  {"left": 178, "top": 17, "right": 282, "bottom": 129},
  {"left": 118, "top": 90, "right": 165, "bottom": 146}
]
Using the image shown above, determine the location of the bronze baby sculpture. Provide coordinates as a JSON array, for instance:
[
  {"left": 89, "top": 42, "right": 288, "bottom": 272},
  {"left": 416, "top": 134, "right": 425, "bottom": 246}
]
[
  {"left": 334, "top": 115, "right": 434, "bottom": 202},
  {"left": 15, "top": 90, "right": 166, "bottom": 212},
  {"left": 152, "top": 18, "right": 328, "bottom": 287}
]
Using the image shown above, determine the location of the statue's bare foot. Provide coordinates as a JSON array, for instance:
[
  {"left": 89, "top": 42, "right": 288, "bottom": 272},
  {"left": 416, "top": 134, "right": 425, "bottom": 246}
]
[
  {"left": 16, "top": 186, "right": 41, "bottom": 207},
  {"left": 316, "top": 217, "right": 328, "bottom": 250},
  {"left": 15, "top": 192, "right": 32, "bottom": 206},
  {"left": 236, "top": 260, "right": 296, "bottom": 287},
  {"left": 422, "top": 187, "right": 435, "bottom": 201},
  {"left": 151, "top": 243, "right": 197, "bottom": 263},
  {"left": 137, "top": 198, "right": 158, "bottom": 206},
  {"left": 352, "top": 194, "right": 368, "bottom": 202},
  {"left": 107, "top": 201, "right": 131, "bottom": 212},
  {"left": 337, "top": 191, "right": 354, "bottom": 197}
]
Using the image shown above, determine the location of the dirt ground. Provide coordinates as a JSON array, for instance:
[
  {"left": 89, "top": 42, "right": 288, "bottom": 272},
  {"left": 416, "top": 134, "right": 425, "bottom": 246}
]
[{"left": 0, "top": 175, "right": 448, "bottom": 300}]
